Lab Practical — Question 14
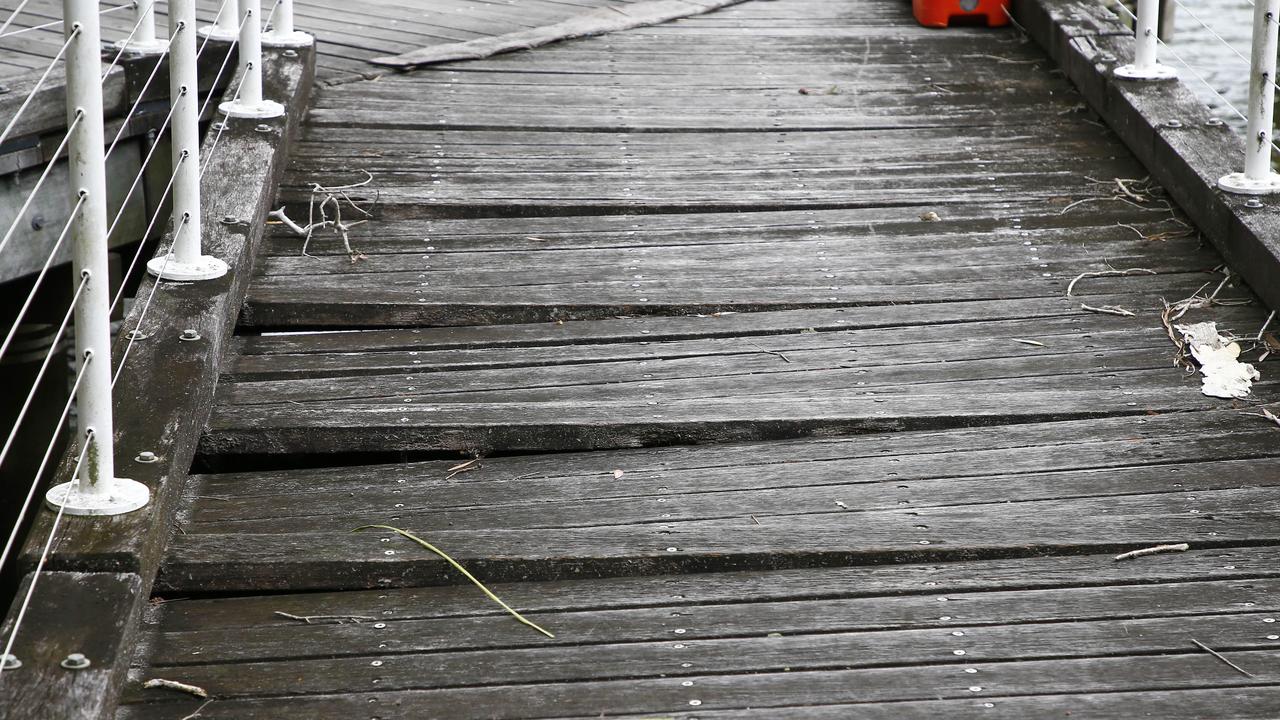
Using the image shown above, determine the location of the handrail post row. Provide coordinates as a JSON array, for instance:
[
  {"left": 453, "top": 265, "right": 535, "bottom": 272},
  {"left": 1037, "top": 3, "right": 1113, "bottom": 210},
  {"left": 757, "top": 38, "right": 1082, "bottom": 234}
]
[
  {"left": 1115, "top": 0, "right": 1177, "bottom": 81},
  {"left": 219, "top": 0, "right": 285, "bottom": 118},
  {"left": 1219, "top": 0, "right": 1280, "bottom": 195},
  {"left": 45, "top": 0, "right": 149, "bottom": 516},
  {"left": 147, "top": 0, "right": 229, "bottom": 281},
  {"left": 115, "top": 0, "right": 168, "bottom": 55},
  {"left": 200, "top": 0, "right": 242, "bottom": 41},
  {"left": 263, "top": 0, "right": 314, "bottom": 47}
]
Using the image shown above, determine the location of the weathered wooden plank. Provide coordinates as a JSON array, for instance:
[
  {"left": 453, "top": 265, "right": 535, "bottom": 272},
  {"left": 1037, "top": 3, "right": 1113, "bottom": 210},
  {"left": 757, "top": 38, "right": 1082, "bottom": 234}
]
[
  {"left": 0, "top": 572, "right": 141, "bottom": 720},
  {"left": 160, "top": 476, "right": 1280, "bottom": 591},
  {"left": 117, "top": 647, "right": 1280, "bottom": 719}
]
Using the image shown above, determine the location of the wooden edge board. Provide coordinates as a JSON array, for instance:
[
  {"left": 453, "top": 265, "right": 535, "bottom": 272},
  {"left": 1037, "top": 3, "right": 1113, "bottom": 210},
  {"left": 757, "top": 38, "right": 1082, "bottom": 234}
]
[
  {"left": 0, "top": 572, "right": 142, "bottom": 720},
  {"left": 1011, "top": 0, "right": 1280, "bottom": 314},
  {"left": 1, "top": 44, "right": 315, "bottom": 720}
]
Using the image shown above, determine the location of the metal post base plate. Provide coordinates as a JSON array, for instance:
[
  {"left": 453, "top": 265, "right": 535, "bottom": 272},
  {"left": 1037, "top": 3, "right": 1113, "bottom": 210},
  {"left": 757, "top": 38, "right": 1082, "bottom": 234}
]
[
  {"left": 112, "top": 38, "right": 169, "bottom": 55},
  {"left": 1219, "top": 171, "right": 1280, "bottom": 195},
  {"left": 263, "top": 30, "right": 315, "bottom": 48},
  {"left": 1114, "top": 63, "right": 1177, "bottom": 81},
  {"left": 45, "top": 478, "right": 150, "bottom": 516},
  {"left": 197, "top": 25, "right": 239, "bottom": 41},
  {"left": 219, "top": 98, "right": 286, "bottom": 119},
  {"left": 146, "top": 254, "right": 229, "bottom": 281}
]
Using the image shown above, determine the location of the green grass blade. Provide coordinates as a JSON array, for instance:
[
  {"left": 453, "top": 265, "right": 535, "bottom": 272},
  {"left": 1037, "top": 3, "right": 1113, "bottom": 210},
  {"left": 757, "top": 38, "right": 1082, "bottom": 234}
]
[{"left": 353, "top": 524, "right": 555, "bottom": 638}]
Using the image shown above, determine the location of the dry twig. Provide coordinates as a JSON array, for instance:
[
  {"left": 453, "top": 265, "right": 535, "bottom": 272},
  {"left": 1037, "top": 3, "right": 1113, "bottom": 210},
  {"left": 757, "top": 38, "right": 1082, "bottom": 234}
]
[
  {"left": 1241, "top": 407, "right": 1280, "bottom": 428},
  {"left": 1113, "top": 543, "right": 1189, "bottom": 561},
  {"left": 179, "top": 700, "right": 213, "bottom": 720},
  {"left": 1066, "top": 267, "right": 1156, "bottom": 297},
  {"left": 274, "top": 611, "right": 376, "bottom": 625},
  {"left": 1080, "top": 303, "right": 1136, "bottom": 318},
  {"left": 1191, "top": 638, "right": 1257, "bottom": 678},
  {"left": 143, "top": 678, "right": 208, "bottom": 698},
  {"left": 270, "top": 170, "right": 376, "bottom": 262}
]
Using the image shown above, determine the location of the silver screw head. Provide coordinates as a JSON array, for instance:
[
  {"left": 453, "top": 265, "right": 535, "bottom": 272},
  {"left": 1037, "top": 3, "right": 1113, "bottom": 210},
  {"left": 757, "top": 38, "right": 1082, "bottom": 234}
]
[
  {"left": 60, "top": 653, "right": 90, "bottom": 670},
  {"left": 1247, "top": 198, "right": 1265, "bottom": 209},
  {"left": 254, "top": 123, "right": 272, "bottom": 133},
  {"left": 125, "top": 329, "right": 149, "bottom": 341},
  {"left": 179, "top": 329, "right": 201, "bottom": 342},
  {"left": 1164, "top": 120, "right": 1183, "bottom": 129},
  {"left": 220, "top": 215, "right": 240, "bottom": 225},
  {"left": 1, "top": 653, "right": 20, "bottom": 670},
  {"left": 1206, "top": 118, "right": 1225, "bottom": 127},
  {"left": 135, "top": 451, "right": 158, "bottom": 463},
  {"left": 282, "top": 49, "right": 298, "bottom": 58}
]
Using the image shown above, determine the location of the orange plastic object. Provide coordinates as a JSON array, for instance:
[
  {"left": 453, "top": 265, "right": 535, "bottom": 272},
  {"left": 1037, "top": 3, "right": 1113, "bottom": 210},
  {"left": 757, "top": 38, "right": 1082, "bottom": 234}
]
[{"left": 913, "top": 0, "right": 1010, "bottom": 28}]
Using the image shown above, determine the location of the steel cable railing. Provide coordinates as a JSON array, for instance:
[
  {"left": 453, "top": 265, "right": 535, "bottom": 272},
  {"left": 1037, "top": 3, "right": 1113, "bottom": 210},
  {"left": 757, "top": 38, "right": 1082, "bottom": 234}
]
[
  {"left": 1108, "top": 0, "right": 1280, "bottom": 194},
  {"left": 0, "top": 0, "right": 311, "bottom": 675}
]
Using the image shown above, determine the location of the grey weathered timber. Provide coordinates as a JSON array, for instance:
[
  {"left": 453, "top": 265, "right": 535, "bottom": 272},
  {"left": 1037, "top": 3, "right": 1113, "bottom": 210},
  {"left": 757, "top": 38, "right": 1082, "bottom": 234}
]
[
  {"left": 0, "top": 44, "right": 314, "bottom": 720},
  {"left": 0, "top": 573, "right": 141, "bottom": 720},
  {"left": 2, "top": 0, "right": 1273, "bottom": 718},
  {"left": 1012, "top": 0, "right": 1280, "bottom": 317}
]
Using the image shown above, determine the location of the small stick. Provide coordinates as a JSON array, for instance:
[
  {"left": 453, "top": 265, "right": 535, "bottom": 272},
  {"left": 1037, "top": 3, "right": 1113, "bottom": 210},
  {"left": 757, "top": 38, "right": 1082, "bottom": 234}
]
[
  {"left": 1012, "top": 338, "right": 1045, "bottom": 347},
  {"left": 1113, "top": 543, "right": 1189, "bottom": 561},
  {"left": 1080, "top": 303, "right": 1136, "bottom": 317},
  {"left": 1257, "top": 310, "right": 1276, "bottom": 343},
  {"left": 274, "top": 611, "right": 376, "bottom": 625},
  {"left": 1241, "top": 407, "right": 1280, "bottom": 428},
  {"left": 143, "top": 678, "right": 208, "bottom": 698},
  {"left": 1191, "top": 638, "right": 1256, "bottom": 678},
  {"left": 1066, "top": 268, "right": 1156, "bottom": 297},
  {"left": 180, "top": 700, "right": 213, "bottom": 720},
  {"left": 747, "top": 341, "right": 791, "bottom": 363}
]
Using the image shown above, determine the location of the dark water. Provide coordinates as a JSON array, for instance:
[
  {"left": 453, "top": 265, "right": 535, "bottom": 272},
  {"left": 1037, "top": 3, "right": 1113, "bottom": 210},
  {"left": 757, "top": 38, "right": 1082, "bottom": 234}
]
[{"left": 1158, "top": 0, "right": 1253, "bottom": 124}]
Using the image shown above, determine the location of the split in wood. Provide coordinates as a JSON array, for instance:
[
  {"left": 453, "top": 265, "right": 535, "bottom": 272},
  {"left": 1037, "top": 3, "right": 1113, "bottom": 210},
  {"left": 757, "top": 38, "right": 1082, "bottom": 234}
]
[{"left": 1113, "top": 543, "right": 1189, "bottom": 561}]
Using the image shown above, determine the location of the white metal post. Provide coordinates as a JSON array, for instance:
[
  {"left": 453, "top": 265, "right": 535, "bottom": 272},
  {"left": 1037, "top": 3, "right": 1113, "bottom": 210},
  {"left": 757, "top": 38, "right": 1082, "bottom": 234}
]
[
  {"left": 200, "top": 0, "right": 241, "bottom": 41},
  {"left": 114, "top": 0, "right": 168, "bottom": 55},
  {"left": 219, "top": 0, "right": 284, "bottom": 118},
  {"left": 1115, "top": 0, "right": 1177, "bottom": 81},
  {"left": 1219, "top": 0, "right": 1280, "bottom": 195},
  {"left": 147, "top": 0, "right": 229, "bottom": 281},
  {"left": 45, "top": 0, "right": 149, "bottom": 516},
  {"left": 263, "top": 0, "right": 313, "bottom": 48}
]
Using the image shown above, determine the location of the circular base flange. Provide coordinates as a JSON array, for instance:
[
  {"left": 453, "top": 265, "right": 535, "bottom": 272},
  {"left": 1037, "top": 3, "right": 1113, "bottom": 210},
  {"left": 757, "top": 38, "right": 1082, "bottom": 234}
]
[
  {"left": 146, "top": 254, "right": 229, "bottom": 281},
  {"left": 45, "top": 478, "right": 150, "bottom": 516},
  {"left": 1114, "top": 63, "right": 1178, "bottom": 81},
  {"left": 197, "top": 25, "right": 240, "bottom": 41},
  {"left": 219, "top": 98, "right": 286, "bottom": 119},
  {"left": 112, "top": 38, "right": 169, "bottom": 56},
  {"left": 262, "top": 30, "right": 315, "bottom": 48},
  {"left": 1218, "top": 171, "right": 1280, "bottom": 196}
]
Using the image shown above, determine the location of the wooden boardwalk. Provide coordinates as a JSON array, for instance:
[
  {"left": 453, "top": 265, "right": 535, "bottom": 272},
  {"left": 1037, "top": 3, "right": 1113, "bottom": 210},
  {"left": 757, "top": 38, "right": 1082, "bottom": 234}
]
[
  {"left": 23, "top": 0, "right": 1280, "bottom": 716},
  {"left": 0, "top": 0, "right": 643, "bottom": 83}
]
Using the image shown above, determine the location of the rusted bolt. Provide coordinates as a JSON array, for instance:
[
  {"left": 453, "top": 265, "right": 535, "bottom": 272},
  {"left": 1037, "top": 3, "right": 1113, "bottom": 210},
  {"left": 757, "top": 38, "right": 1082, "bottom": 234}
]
[
  {"left": 60, "top": 653, "right": 90, "bottom": 670},
  {"left": 179, "top": 329, "right": 201, "bottom": 342}
]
